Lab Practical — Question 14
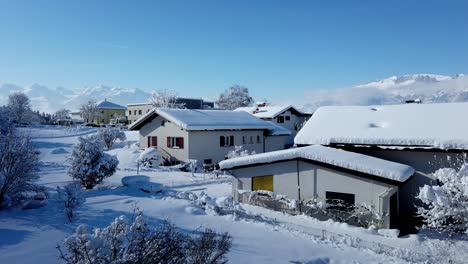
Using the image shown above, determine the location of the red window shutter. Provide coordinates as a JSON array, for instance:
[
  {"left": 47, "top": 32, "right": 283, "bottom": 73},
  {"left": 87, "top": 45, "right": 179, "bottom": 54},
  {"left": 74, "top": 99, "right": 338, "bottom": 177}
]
[
  {"left": 167, "top": 137, "right": 171, "bottom": 147},
  {"left": 147, "top": 137, "right": 151, "bottom": 148},
  {"left": 152, "top": 136, "right": 157, "bottom": 147},
  {"left": 178, "top": 137, "right": 184, "bottom": 149}
]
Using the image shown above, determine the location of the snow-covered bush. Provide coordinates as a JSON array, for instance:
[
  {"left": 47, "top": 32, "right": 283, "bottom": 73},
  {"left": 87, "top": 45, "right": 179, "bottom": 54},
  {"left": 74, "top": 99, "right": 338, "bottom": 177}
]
[
  {"left": 0, "top": 131, "right": 44, "bottom": 209},
  {"left": 150, "top": 89, "right": 178, "bottom": 108},
  {"left": 137, "top": 148, "right": 163, "bottom": 167},
  {"left": 57, "top": 183, "right": 85, "bottom": 222},
  {"left": 97, "top": 127, "right": 127, "bottom": 149},
  {"left": 226, "top": 145, "right": 256, "bottom": 159},
  {"left": 68, "top": 136, "right": 119, "bottom": 189},
  {"left": 57, "top": 211, "right": 232, "bottom": 264},
  {"left": 417, "top": 164, "right": 468, "bottom": 235}
]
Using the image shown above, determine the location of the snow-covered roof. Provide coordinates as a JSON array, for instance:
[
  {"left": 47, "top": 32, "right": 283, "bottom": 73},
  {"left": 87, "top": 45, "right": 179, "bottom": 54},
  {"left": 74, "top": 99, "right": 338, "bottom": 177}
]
[
  {"left": 129, "top": 108, "right": 290, "bottom": 133},
  {"left": 220, "top": 145, "right": 415, "bottom": 182},
  {"left": 97, "top": 100, "right": 126, "bottom": 110},
  {"left": 295, "top": 102, "right": 468, "bottom": 150},
  {"left": 266, "top": 121, "right": 291, "bottom": 136},
  {"left": 236, "top": 105, "right": 310, "bottom": 119}
]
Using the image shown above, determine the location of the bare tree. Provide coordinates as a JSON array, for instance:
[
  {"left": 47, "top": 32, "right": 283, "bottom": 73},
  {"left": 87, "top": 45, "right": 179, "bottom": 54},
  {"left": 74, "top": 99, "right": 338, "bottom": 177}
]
[
  {"left": 97, "top": 127, "right": 127, "bottom": 149},
  {"left": 216, "top": 85, "right": 254, "bottom": 110},
  {"left": 0, "top": 131, "right": 42, "bottom": 209},
  {"left": 54, "top": 109, "right": 71, "bottom": 121},
  {"left": 57, "top": 182, "right": 84, "bottom": 222},
  {"left": 79, "top": 100, "right": 101, "bottom": 124},
  {"left": 149, "top": 89, "right": 178, "bottom": 108},
  {"left": 8, "top": 92, "right": 32, "bottom": 124}
]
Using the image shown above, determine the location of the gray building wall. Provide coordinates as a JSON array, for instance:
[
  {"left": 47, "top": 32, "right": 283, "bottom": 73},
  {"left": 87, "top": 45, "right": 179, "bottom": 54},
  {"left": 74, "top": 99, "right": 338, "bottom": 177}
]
[
  {"left": 344, "top": 147, "right": 468, "bottom": 213},
  {"left": 127, "top": 104, "right": 153, "bottom": 124},
  {"left": 230, "top": 159, "right": 397, "bottom": 228}
]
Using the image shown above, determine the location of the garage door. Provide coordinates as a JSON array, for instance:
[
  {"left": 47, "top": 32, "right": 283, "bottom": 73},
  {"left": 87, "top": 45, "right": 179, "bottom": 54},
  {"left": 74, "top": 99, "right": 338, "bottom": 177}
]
[{"left": 252, "top": 175, "right": 273, "bottom": 192}]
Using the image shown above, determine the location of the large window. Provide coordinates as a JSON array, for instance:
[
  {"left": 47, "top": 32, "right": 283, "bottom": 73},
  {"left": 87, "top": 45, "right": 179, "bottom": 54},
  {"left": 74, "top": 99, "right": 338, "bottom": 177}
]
[
  {"left": 147, "top": 136, "right": 157, "bottom": 148},
  {"left": 276, "top": 116, "right": 285, "bottom": 123},
  {"left": 325, "top": 191, "right": 355, "bottom": 211},
  {"left": 220, "top": 136, "right": 234, "bottom": 147},
  {"left": 167, "top": 137, "right": 184, "bottom": 149},
  {"left": 252, "top": 176, "right": 273, "bottom": 192}
]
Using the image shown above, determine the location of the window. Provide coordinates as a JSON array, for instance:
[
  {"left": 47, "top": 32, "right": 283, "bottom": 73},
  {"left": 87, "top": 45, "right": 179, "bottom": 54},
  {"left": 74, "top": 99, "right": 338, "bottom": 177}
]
[
  {"left": 128, "top": 111, "right": 132, "bottom": 116},
  {"left": 139, "top": 110, "right": 142, "bottom": 115},
  {"left": 285, "top": 116, "right": 290, "bottom": 121},
  {"left": 257, "top": 135, "right": 261, "bottom": 143},
  {"left": 134, "top": 110, "right": 137, "bottom": 115},
  {"left": 242, "top": 136, "right": 246, "bottom": 144},
  {"left": 325, "top": 191, "right": 355, "bottom": 211},
  {"left": 219, "top": 136, "right": 234, "bottom": 147},
  {"left": 294, "top": 123, "right": 299, "bottom": 131},
  {"left": 101, "top": 119, "right": 105, "bottom": 123},
  {"left": 203, "top": 159, "right": 212, "bottom": 165},
  {"left": 276, "top": 116, "right": 285, "bottom": 123},
  {"left": 147, "top": 136, "right": 157, "bottom": 147},
  {"left": 252, "top": 176, "right": 273, "bottom": 192},
  {"left": 249, "top": 136, "right": 253, "bottom": 144},
  {"left": 167, "top": 137, "right": 184, "bottom": 149},
  {"left": 161, "top": 121, "right": 165, "bottom": 126}
]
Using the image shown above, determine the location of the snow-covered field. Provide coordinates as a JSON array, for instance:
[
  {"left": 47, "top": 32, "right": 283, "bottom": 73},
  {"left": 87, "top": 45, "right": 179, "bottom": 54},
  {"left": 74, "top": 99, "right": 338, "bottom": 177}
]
[{"left": 1, "top": 126, "right": 467, "bottom": 263}]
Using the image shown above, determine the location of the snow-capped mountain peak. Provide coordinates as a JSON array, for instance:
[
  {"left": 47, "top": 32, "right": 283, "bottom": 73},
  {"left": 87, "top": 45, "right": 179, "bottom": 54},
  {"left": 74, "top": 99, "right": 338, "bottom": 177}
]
[{"left": 356, "top": 74, "right": 455, "bottom": 89}]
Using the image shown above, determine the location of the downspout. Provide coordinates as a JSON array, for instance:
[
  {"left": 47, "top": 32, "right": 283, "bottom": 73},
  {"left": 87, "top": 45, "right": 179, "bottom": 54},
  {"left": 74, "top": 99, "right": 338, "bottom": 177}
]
[{"left": 296, "top": 160, "right": 302, "bottom": 213}]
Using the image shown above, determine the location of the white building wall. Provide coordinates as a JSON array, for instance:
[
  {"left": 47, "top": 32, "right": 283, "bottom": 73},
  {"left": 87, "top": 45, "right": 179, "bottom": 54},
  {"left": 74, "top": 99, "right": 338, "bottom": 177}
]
[
  {"left": 139, "top": 115, "right": 189, "bottom": 162},
  {"left": 189, "top": 130, "right": 266, "bottom": 165},
  {"left": 127, "top": 104, "right": 153, "bottom": 124},
  {"left": 265, "top": 109, "right": 310, "bottom": 145}
]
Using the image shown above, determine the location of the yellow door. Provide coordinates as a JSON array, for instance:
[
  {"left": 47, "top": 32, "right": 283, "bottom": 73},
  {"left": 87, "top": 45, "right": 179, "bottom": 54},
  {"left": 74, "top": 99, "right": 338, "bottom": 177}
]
[{"left": 252, "top": 176, "right": 273, "bottom": 192}]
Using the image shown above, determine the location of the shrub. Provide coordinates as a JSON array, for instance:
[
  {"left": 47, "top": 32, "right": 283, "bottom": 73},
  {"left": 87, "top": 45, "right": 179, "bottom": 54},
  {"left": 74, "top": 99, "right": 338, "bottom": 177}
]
[
  {"left": 97, "top": 127, "right": 126, "bottom": 149},
  {"left": 68, "top": 136, "right": 118, "bottom": 189}
]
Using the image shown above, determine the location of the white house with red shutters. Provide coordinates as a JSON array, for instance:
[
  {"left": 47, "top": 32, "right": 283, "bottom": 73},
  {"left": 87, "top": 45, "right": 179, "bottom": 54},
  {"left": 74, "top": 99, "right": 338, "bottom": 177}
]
[{"left": 128, "top": 108, "right": 290, "bottom": 166}]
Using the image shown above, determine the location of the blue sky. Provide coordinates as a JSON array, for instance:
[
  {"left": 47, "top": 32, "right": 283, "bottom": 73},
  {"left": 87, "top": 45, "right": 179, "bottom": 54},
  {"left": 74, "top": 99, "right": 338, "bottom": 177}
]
[{"left": 0, "top": 0, "right": 467, "bottom": 101}]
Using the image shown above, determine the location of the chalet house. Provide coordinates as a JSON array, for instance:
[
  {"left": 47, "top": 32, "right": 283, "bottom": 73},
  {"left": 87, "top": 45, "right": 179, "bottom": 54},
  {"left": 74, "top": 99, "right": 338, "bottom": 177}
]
[
  {"left": 235, "top": 105, "right": 312, "bottom": 146},
  {"left": 221, "top": 102, "right": 468, "bottom": 232},
  {"left": 128, "top": 108, "right": 290, "bottom": 166}
]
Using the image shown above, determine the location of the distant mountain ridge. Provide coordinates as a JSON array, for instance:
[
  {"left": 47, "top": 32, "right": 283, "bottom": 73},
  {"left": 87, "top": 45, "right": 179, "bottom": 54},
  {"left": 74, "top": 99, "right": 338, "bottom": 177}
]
[
  {"left": 1, "top": 73, "right": 468, "bottom": 113},
  {"left": 0, "top": 84, "right": 150, "bottom": 112},
  {"left": 301, "top": 73, "right": 468, "bottom": 112}
]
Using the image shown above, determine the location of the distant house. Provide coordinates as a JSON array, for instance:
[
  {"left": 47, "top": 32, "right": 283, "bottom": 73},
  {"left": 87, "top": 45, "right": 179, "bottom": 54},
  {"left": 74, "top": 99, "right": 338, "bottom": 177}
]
[
  {"left": 126, "top": 98, "right": 214, "bottom": 125},
  {"left": 236, "top": 105, "right": 312, "bottom": 146},
  {"left": 92, "top": 100, "right": 127, "bottom": 125},
  {"left": 128, "top": 108, "right": 290, "bottom": 166},
  {"left": 222, "top": 102, "right": 468, "bottom": 233},
  {"left": 70, "top": 111, "right": 84, "bottom": 124}
]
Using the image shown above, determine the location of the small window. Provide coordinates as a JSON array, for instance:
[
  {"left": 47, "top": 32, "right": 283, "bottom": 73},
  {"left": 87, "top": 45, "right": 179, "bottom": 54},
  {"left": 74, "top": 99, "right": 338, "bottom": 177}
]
[
  {"left": 277, "top": 116, "right": 285, "bottom": 123},
  {"left": 257, "top": 135, "right": 261, "bottom": 143},
  {"left": 326, "top": 191, "right": 355, "bottom": 211},
  {"left": 242, "top": 136, "right": 246, "bottom": 144},
  {"left": 203, "top": 159, "right": 212, "bottom": 165},
  {"left": 285, "top": 116, "right": 290, "bottom": 121},
  {"left": 167, "top": 137, "right": 184, "bottom": 149},
  {"left": 139, "top": 110, "right": 142, "bottom": 115},
  {"left": 249, "top": 136, "right": 253, "bottom": 144},
  {"left": 252, "top": 176, "right": 273, "bottom": 192},
  {"left": 220, "top": 136, "right": 234, "bottom": 147},
  {"left": 294, "top": 123, "right": 299, "bottom": 131},
  {"left": 128, "top": 111, "right": 132, "bottom": 116},
  {"left": 134, "top": 110, "right": 137, "bottom": 115},
  {"left": 161, "top": 121, "right": 165, "bottom": 126},
  {"left": 147, "top": 136, "right": 157, "bottom": 147},
  {"left": 101, "top": 119, "right": 105, "bottom": 123}
]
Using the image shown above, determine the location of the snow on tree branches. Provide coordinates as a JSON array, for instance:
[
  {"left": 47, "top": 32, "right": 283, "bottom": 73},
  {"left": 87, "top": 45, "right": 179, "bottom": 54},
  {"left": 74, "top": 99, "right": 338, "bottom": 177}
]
[
  {"left": 149, "top": 89, "right": 178, "bottom": 108},
  {"left": 226, "top": 145, "right": 256, "bottom": 159},
  {"left": 97, "top": 127, "right": 127, "bottom": 149},
  {"left": 0, "top": 131, "right": 44, "bottom": 209},
  {"left": 68, "top": 136, "right": 118, "bottom": 189},
  {"left": 57, "top": 211, "right": 232, "bottom": 264},
  {"left": 417, "top": 164, "right": 468, "bottom": 236},
  {"left": 8, "top": 92, "right": 32, "bottom": 124},
  {"left": 79, "top": 100, "right": 101, "bottom": 124},
  {"left": 216, "top": 85, "right": 254, "bottom": 110},
  {"left": 57, "top": 183, "right": 84, "bottom": 222}
]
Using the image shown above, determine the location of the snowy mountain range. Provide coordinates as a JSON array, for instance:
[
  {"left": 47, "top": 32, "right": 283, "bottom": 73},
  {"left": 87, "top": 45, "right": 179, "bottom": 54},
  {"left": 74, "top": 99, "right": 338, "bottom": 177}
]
[
  {"left": 1, "top": 73, "right": 468, "bottom": 113},
  {"left": 0, "top": 84, "right": 150, "bottom": 113},
  {"left": 301, "top": 73, "right": 468, "bottom": 112}
]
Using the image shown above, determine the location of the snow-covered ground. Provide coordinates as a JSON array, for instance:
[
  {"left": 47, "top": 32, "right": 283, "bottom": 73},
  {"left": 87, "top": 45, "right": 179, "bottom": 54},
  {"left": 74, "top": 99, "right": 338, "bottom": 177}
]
[{"left": 1, "top": 127, "right": 467, "bottom": 263}]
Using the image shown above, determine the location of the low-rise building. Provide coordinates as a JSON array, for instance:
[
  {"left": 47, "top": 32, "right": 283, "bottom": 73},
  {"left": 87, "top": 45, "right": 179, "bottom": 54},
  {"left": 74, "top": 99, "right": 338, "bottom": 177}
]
[
  {"left": 236, "top": 105, "right": 312, "bottom": 146},
  {"left": 128, "top": 108, "right": 290, "bottom": 166}
]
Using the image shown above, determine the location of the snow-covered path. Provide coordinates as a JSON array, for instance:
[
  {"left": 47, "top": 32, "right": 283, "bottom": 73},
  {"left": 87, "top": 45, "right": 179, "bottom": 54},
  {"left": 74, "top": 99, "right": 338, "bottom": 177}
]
[{"left": 0, "top": 127, "right": 466, "bottom": 263}]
